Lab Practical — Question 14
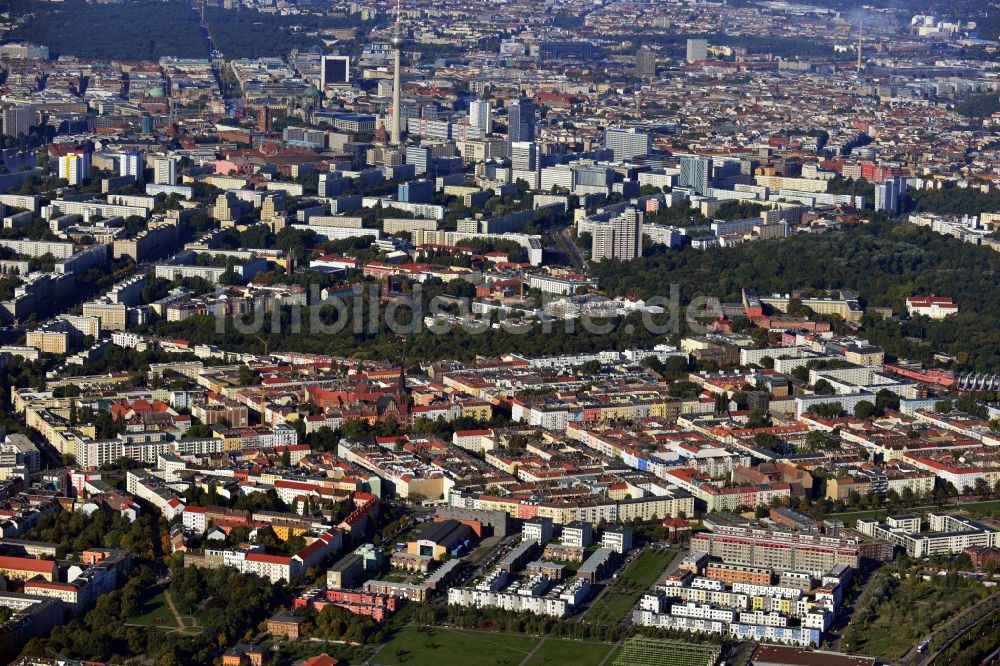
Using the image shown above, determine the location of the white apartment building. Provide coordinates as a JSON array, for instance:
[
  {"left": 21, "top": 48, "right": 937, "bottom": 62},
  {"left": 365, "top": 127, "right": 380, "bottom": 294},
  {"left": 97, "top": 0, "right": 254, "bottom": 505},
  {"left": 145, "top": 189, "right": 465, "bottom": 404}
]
[{"left": 153, "top": 156, "right": 178, "bottom": 185}]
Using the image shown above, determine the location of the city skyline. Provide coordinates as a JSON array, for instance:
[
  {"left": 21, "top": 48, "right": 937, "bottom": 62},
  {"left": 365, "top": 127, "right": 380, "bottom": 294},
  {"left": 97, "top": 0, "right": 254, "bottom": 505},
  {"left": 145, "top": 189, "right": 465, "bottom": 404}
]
[{"left": 0, "top": 0, "right": 997, "bottom": 664}]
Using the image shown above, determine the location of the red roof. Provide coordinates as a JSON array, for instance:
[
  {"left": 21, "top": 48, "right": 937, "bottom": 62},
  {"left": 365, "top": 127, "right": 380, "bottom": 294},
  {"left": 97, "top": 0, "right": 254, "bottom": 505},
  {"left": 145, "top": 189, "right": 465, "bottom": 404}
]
[
  {"left": 275, "top": 480, "right": 318, "bottom": 492},
  {"left": 245, "top": 553, "right": 292, "bottom": 565},
  {"left": 295, "top": 539, "right": 327, "bottom": 560},
  {"left": 907, "top": 295, "right": 957, "bottom": 308},
  {"left": 303, "top": 656, "right": 339, "bottom": 666},
  {"left": 0, "top": 555, "right": 56, "bottom": 573},
  {"left": 662, "top": 517, "right": 687, "bottom": 526},
  {"left": 25, "top": 580, "right": 78, "bottom": 592}
]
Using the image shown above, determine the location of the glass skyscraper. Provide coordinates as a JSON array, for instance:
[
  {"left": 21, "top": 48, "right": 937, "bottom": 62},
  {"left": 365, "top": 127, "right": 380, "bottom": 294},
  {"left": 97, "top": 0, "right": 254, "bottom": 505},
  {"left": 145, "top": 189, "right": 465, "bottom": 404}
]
[{"left": 508, "top": 97, "right": 536, "bottom": 145}]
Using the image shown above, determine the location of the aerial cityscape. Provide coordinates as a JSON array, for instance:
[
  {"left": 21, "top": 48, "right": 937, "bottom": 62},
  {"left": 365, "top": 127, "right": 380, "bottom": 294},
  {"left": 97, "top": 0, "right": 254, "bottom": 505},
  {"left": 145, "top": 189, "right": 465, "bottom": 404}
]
[{"left": 0, "top": 0, "right": 998, "bottom": 664}]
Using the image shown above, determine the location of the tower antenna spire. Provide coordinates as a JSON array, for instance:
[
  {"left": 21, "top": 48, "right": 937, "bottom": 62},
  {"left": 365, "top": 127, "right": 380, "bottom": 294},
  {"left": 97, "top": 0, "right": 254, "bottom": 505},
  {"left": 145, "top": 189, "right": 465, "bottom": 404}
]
[
  {"left": 390, "top": 0, "right": 404, "bottom": 145},
  {"left": 857, "top": 17, "right": 863, "bottom": 75}
]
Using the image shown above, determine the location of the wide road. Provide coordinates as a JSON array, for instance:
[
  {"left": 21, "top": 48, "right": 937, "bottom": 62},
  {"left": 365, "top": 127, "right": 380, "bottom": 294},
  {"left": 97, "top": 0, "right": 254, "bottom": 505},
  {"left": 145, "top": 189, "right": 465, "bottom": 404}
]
[{"left": 553, "top": 227, "right": 586, "bottom": 272}]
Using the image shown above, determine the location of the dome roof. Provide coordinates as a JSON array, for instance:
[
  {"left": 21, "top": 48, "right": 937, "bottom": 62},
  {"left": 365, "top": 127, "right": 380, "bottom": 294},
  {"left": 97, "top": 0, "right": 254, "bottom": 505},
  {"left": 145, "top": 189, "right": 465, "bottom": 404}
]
[{"left": 146, "top": 87, "right": 165, "bottom": 97}]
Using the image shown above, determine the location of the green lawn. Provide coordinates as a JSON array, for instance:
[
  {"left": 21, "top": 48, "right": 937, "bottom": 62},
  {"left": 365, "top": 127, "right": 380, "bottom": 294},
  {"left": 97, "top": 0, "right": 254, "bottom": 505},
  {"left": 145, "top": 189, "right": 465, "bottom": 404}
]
[
  {"left": 827, "top": 508, "right": 893, "bottom": 527},
  {"left": 125, "top": 591, "right": 178, "bottom": 628},
  {"left": 525, "top": 638, "right": 615, "bottom": 666},
  {"left": 585, "top": 550, "right": 673, "bottom": 624},
  {"left": 375, "top": 626, "right": 540, "bottom": 666},
  {"left": 620, "top": 550, "right": 674, "bottom": 585},
  {"left": 124, "top": 590, "right": 202, "bottom": 635},
  {"left": 955, "top": 500, "right": 1000, "bottom": 520}
]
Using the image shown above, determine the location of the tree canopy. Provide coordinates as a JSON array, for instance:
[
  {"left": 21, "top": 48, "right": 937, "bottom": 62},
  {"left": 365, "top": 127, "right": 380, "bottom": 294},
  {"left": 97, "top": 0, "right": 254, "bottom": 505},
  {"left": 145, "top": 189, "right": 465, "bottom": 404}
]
[{"left": 591, "top": 219, "right": 1000, "bottom": 372}]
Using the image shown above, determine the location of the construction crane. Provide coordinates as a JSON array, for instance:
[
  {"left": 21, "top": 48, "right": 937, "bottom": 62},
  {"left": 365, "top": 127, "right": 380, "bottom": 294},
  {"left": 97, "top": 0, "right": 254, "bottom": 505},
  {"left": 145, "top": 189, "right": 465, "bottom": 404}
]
[{"left": 254, "top": 334, "right": 269, "bottom": 359}]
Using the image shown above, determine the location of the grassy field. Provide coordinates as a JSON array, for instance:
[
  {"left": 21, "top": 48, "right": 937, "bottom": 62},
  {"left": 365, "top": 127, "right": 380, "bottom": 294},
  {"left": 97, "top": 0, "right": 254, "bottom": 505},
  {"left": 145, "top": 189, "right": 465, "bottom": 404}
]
[
  {"left": 525, "top": 638, "right": 616, "bottom": 666},
  {"left": 585, "top": 549, "right": 673, "bottom": 624},
  {"left": 124, "top": 590, "right": 200, "bottom": 635},
  {"left": 827, "top": 508, "right": 893, "bottom": 527},
  {"left": 374, "top": 626, "right": 540, "bottom": 666},
  {"left": 831, "top": 500, "right": 1000, "bottom": 527},
  {"left": 125, "top": 592, "right": 178, "bottom": 628},
  {"left": 955, "top": 500, "right": 1000, "bottom": 519}
]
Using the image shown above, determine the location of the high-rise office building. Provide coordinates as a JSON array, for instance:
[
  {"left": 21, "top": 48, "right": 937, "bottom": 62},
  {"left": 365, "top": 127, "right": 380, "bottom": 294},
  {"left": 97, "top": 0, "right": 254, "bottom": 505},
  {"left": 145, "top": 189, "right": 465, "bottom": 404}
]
[
  {"left": 575, "top": 165, "right": 614, "bottom": 188},
  {"left": 511, "top": 141, "right": 539, "bottom": 190},
  {"left": 153, "top": 156, "right": 178, "bottom": 185},
  {"left": 119, "top": 151, "right": 142, "bottom": 180},
  {"left": 592, "top": 208, "right": 642, "bottom": 261},
  {"left": 604, "top": 127, "right": 652, "bottom": 162},
  {"left": 406, "top": 145, "right": 432, "bottom": 175},
  {"left": 318, "top": 173, "right": 346, "bottom": 198},
  {"left": 686, "top": 38, "right": 708, "bottom": 63},
  {"left": 875, "top": 178, "right": 906, "bottom": 214},
  {"left": 537, "top": 41, "right": 596, "bottom": 61},
  {"left": 140, "top": 115, "right": 155, "bottom": 135},
  {"left": 511, "top": 141, "right": 537, "bottom": 172},
  {"left": 469, "top": 99, "right": 493, "bottom": 134},
  {"left": 507, "top": 97, "right": 536, "bottom": 145},
  {"left": 635, "top": 46, "right": 656, "bottom": 78},
  {"left": 679, "top": 156, "right": 712, "bottom": 195},
  {"left": 398, "top": 179, "right": 434, "bottom": 204},
  {"left": 420, "top": 104, "right": 440, "bottom": 120},
  {"left": 321, "top": 55, "right": 350, "bottom": 86},
  {"left": 2, "top": 106, "right": 33, "bottom": 137},
  {"left": 407, "top": 117, "right": 452, "bottom": 142},
  {"left": 58, "top": 151, "right": 91, "bottom": 186}
]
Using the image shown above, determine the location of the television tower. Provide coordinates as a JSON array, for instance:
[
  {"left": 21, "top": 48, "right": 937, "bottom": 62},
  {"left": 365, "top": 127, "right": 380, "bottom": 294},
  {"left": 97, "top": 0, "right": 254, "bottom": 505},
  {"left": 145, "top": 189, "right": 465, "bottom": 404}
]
[
  {"left": 856, "top": 18, "right": 863, "bottom": 75},
  {"left": 390, "top": 0, "right": 404, "bottom": 145}
]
